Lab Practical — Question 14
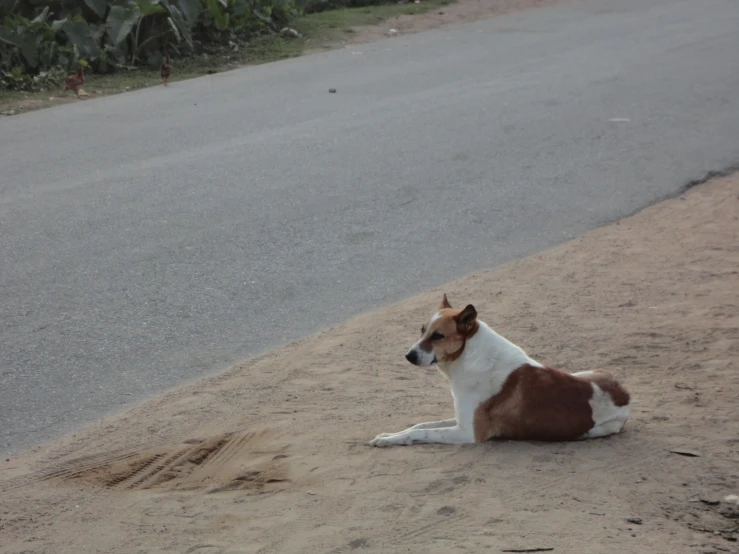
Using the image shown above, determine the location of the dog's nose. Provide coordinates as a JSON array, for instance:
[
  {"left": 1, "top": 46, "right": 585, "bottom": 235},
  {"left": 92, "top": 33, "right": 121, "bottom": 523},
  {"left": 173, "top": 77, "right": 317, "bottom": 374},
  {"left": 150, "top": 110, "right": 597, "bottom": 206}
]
[{"left": 405, "top": 350, "right": 418, "bottom": 365}]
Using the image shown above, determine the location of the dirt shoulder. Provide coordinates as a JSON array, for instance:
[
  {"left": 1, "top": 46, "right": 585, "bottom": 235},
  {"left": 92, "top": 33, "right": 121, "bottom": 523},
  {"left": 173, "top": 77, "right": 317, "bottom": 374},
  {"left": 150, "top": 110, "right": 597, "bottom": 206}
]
[
  {"left": 328, "top": 0, "right": 573, "bottom": 50},
  {"left": 1, "top": 174, "right": 738, "bottom": 553}
]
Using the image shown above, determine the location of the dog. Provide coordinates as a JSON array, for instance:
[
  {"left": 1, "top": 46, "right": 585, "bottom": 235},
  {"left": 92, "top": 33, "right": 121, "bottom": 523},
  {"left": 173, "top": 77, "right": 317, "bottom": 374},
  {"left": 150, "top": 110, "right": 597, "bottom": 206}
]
[{"left": 370, "top": 294, "right": 631, "bottom": 447}]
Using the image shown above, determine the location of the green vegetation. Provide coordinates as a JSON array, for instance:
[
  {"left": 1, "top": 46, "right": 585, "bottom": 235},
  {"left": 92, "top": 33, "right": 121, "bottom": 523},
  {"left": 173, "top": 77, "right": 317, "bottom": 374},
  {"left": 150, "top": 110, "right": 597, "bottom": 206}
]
[{"left": 0, "top": 0, "right": 299, "bottom": 90}]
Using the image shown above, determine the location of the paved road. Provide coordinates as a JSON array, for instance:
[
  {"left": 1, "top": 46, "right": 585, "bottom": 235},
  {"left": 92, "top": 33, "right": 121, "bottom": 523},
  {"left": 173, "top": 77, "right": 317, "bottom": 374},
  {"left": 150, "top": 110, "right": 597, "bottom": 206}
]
[{"left": 2, "top": 0, "right": 738, "bottom": 456}]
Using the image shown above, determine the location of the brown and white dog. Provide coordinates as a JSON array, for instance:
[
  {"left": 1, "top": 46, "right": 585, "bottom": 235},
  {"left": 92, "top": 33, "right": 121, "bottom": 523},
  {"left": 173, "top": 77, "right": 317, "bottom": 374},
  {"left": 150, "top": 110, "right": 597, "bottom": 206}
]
[{"left": 370, "top": 294, "right": 631, "bottom": 447}]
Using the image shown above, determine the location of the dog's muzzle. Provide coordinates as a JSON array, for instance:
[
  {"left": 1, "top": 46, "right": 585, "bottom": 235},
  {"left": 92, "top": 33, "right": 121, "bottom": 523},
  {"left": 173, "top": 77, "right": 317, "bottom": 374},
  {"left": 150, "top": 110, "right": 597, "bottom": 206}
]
[{"left": 405, "top": 348, "right": 437, "bottom": 366}]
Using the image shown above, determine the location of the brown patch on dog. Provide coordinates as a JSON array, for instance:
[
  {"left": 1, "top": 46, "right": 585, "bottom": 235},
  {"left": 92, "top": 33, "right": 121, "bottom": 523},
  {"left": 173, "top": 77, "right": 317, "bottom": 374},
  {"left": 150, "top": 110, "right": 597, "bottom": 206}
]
[
  {"left": 473, "top": 364, "right": 596, "bottom": 442},
  {"left": 576, "top": 369, "right": 631, "bottom": 407},
  {"left": 419, "top": 296, "right": 480, "bottom": 363}
]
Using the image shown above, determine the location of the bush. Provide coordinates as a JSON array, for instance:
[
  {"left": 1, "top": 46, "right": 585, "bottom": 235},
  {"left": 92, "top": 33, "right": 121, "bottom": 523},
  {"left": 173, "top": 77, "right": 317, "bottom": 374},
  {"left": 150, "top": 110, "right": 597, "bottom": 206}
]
[
  {"left": 0, "top": 65, "right": 65, "bottom": 91},
  {"left": 0, "top": 0, "right": 299, "bottom": 88}
]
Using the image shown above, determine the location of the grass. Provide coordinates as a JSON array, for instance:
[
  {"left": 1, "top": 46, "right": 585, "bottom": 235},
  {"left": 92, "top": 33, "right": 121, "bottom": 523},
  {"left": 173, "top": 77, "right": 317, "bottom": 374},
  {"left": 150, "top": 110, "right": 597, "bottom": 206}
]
[
  {"left": 0, "top": 0, "right": 453, "bottom": 116},
  {"left": 293, "top": 0, "right": 451, "bottom": 44}
]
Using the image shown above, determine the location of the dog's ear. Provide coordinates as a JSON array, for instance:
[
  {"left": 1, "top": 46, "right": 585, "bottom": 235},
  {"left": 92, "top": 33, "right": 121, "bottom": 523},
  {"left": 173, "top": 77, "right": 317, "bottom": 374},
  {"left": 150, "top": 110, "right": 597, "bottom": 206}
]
[
  {"left": 440, "top": 293, "right": 452, "bottom": 310},
  {"left": 455, "top": 304, "right": 478, "bottom": 336}
]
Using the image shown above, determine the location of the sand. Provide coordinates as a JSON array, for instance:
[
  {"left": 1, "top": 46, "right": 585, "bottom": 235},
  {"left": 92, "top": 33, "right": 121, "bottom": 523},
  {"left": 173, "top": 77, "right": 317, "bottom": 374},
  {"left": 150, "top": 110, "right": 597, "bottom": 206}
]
[{"left": 1, "top": 171, "right": 737, "bottom": 553}]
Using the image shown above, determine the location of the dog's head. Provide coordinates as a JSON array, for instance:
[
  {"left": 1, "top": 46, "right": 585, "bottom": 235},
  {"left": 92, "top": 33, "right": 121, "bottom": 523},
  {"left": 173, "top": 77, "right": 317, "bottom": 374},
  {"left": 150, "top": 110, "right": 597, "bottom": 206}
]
[{"left": 405, "top": 294, "right": 479, "bottom": 366}]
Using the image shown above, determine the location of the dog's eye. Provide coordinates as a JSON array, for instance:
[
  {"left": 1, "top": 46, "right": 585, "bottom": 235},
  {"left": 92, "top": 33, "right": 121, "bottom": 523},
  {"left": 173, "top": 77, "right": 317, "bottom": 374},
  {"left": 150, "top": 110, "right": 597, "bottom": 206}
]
[
  {"left": 421, "top": 326, "right": 426, "bottom": 335},
  {"left": 430, "top": 332, "right": 444, "bottom": 341}
]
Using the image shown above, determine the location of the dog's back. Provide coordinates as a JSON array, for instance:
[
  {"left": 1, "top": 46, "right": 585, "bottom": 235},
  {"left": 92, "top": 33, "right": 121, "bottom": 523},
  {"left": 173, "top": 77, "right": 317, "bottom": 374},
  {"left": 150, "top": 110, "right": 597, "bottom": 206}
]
[{"left": 473, "top": 365, "right": 630, "bottom": 442}]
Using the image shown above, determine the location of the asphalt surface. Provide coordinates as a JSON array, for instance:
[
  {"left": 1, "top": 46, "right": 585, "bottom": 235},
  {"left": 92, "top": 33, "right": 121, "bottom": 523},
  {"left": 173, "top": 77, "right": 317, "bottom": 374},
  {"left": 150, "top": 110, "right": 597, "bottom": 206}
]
[{"left": 2, "top": 0, "right": 739, "bottom": 457}]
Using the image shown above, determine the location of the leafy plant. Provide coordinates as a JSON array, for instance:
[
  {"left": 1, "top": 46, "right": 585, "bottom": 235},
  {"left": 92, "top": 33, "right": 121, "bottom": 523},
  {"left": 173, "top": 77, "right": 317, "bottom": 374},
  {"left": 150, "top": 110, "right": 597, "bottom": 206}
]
[
  {"left": 204, "top": 0, "right": 229, "bottom": 30},
  {"left": 0, "top": 65, "right": 64, "bottom": 91},
  {"left": 0, "top": 7, "right": 79, "bottom": 74},
  {"left": 1, "top": 0, "right": 381, "bottom": 88}
]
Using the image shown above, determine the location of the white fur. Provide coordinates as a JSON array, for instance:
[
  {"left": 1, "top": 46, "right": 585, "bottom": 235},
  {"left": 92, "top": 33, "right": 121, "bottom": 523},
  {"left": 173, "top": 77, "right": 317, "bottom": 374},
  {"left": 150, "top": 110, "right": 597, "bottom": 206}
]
[
  {"left": 572, "top": 368, "right": 631, "bottom": 438},
  {"left": 370, "top": 320, "right": 629, "bottom": 447},
  {"left": 370, "top": 321, "right": 539, "bottom": 447},
  {"left": 580, "top": 382, "right": 631, "bottom": 439},
  {"left": 428, "top": 312, "right": 443, "bottom": 326}
]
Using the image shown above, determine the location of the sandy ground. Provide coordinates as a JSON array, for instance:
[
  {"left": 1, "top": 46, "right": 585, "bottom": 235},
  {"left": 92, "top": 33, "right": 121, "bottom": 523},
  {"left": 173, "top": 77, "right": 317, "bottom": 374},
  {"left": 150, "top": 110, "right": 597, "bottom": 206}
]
[
  {"left": 334, "top": 0, "right": 574, "bottom": 49},
  {"left": 2, "top": 171, "right": 738, "bottom": 553}
]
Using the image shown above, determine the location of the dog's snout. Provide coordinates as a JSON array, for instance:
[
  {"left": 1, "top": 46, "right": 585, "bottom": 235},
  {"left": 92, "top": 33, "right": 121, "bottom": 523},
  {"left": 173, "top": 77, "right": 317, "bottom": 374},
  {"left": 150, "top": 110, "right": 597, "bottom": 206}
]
[{"left": 405, "top": 350, "right": 419, "bottom": 365}]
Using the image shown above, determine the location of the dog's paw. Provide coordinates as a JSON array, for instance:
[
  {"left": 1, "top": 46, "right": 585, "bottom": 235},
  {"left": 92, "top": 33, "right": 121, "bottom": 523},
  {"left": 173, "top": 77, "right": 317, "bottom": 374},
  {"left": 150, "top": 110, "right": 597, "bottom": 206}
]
[{"left": 370, "top": 434, "right": 400, "bottom": 447}]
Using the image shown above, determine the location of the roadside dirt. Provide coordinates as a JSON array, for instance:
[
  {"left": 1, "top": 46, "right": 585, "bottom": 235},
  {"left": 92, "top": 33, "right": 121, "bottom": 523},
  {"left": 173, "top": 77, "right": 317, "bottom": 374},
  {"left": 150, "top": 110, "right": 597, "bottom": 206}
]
[
  {"left": 1, "top": 172, "right": 738, "bottom": 553},
  {"left": 331, "top": 0, "right": 573, "bottom": 49}
]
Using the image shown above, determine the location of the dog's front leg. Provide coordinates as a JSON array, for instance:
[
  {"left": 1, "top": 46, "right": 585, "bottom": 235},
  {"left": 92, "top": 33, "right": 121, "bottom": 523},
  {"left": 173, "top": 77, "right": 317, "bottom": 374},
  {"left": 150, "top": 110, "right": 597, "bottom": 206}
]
[
  {"left": 410, "top": 419, "right": 457, "bottom": 430},
  {"left": 370, "top": 425, "right": 474, "bottom": 447},
  {"left": 373, "top": 419, "right": 457, "bottom": 440}
]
